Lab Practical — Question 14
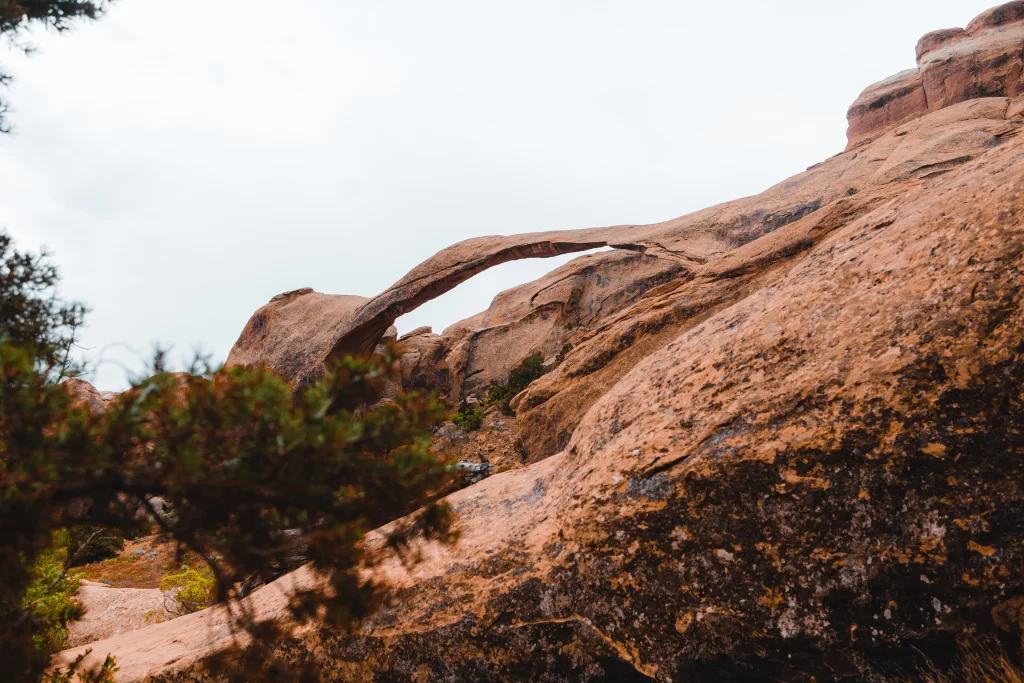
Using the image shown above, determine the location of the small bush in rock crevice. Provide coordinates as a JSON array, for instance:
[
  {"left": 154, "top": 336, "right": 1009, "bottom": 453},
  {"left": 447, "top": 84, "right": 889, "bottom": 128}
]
[
  {"left": 487, "top": 353, "right": 546, "bottom": 414},
  {"left": 453, "top": 406, "right": 484, "bottom": 432}
]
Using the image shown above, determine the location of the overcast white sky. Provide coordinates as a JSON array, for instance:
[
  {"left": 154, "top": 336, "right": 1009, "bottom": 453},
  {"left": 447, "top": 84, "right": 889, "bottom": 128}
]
[{"left": 0, "top": 0, "right": 998, "bottom": 390}]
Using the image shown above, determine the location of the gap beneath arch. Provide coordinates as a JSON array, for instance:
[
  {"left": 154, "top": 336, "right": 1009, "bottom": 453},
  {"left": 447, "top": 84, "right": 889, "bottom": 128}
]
[{"left": 394, "top": 246, "right": 611, "bottom": 337}]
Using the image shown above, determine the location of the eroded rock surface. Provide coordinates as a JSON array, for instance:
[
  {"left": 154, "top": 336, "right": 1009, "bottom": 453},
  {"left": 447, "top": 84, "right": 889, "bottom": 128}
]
[
  {"left": 516, "top": 94, "right": 1023, "bottom": 461},
  {"left": 847, "top": 1, "right": 1024, "bottom": 148},
  {"left": 62, "top": 378, "right": 117, "bottom": 413},
  {"left": 232, "top": 0, "right": 1024, "bottom": 395},
  {"left": 56, "top": 3, "right": 1024, "bottom": 680},
  {"left": 228, "top": 157, "right": 860, "bottom": 390},
  {"left": 442, "top": 249, "right": 683, "bottom": 401},
  {"left": 226, "top": 289, "right": 370, "bottom": 387},
  {"left": 68, "top": 582, "right": 168, "bottom": 648}
]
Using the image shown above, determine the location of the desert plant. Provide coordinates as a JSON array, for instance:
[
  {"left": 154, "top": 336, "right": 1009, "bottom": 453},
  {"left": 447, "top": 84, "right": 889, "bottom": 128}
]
[
  {"left": 554, "top": 343, "right": 572, "bottom": 366},
  {"left": 67, "top": 525, "right": 124, "bottom": 565},
  {"left": 452, "top": 405, "right": 484, "bottom": 432},
  {"left": 21, "top": 529, "right": 85, "bottom": 656},
  {"left": 486, "top": 352, "right": 546, "bottom": 414},
  {"left": 158, "top": 565, "right": 215, "bottom": 616},
  {"left": 0, "top": 231, "right": 457, "bottom": 682}
]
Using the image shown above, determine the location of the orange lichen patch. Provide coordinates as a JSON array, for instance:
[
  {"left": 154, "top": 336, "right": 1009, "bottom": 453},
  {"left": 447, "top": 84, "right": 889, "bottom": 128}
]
[
  {"left": 992, "top": 596, "right": 1024, "bottom": 632},
  {"left": 810, "top": 547, "right": 842, "bottom": 563},
  {"left": 674, "top": 612, "right": 695, "bottom": 634},
  {"left": 963, "top": 573, "right": 982, "bottom": 588},
  {"left": 968, "top": 540, "right": 998, "bottom": 557},
  {"left": 922, "top": 443, "right": 948, "bottom": 457},
  {"left": 783, "top": 470, "right": 830, "bottom": 489},
  {"left": 759, "top": 589, "right": 784, "bottom": 609}
]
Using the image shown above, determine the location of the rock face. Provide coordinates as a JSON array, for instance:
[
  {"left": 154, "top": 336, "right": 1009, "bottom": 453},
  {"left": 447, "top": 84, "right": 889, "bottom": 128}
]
[
  {"left": 394, "top": 326, "right": 453, "bottom": 400},
  {"left": 444, "top": 249, "right": 683, "bottom": 401},
  {"left": 62, "top": 378, "right": 117, "bottom": 413},
  {"left": 68, "top": 582, "right": 168, "bottom": 648},
  {"left": 847, "top": 1, "right": 1024, "bottom": 148},
  {"left": 515, "top": 93, "right": 1024, "bottom": 461},
  {"left": 55, "top": 3, "right": 1024, "bottom": 680},
  {"left": 226, "top": 289, "right": 370, "bottom": 387},
  {"left": 228, "top": 179, "right": 849, "bottom": 391}
]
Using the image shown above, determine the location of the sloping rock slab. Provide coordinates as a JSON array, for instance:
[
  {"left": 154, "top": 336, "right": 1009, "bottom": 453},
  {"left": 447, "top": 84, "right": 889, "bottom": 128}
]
[{"left": 57, "top": 77, "right": 1024, "bottom": 683}]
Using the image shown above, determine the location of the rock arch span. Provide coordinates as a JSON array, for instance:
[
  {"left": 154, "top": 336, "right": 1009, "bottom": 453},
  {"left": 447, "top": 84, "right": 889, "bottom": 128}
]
[{"left": 226, "top": 226, "right": 693, "bottom": 386}]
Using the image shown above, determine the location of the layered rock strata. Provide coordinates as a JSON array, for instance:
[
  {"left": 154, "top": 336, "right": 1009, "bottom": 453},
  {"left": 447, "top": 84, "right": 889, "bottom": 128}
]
[{"left": 847, "top": 0, "right": 1024, "bottom": 148}]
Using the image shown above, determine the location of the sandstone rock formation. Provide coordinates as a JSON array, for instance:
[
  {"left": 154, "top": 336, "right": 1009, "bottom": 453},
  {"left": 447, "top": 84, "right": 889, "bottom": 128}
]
[
  {"left": 441, "top": 249, "right": 683, "bottom": 401},
  {"left": 62, "top": 378, "right": 117, "bottom": 413},
  {"left": 394, "top": 326, "right": 452, "bottom": 400},
  {"left": 67, "top": 582, "right": 167, "bottom": 648},
  {"left": 847, "top": 0, "right": 1024, "bottom": 148},
  {"left": 55, "top": 3, "right": 1024, "bottom": 680},
  {"left": 510, "top": 91, "right": 1024, "bottom": 460},
  {"left": 226, "top": 289, "right": 370, "bottom": 387},
  {"left": 227, "top": 178, "right": 845, "bottom": 393}
]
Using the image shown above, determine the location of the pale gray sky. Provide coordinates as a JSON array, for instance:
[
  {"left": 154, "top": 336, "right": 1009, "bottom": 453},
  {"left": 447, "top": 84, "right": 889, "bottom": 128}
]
[{"left": 0, "top": 0, "right": 998, "bottom": 389}]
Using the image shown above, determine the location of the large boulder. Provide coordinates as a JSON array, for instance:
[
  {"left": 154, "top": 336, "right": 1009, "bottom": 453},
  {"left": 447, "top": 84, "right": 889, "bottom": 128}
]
[
  {"left": 61, "top": 378, "right": 117, "bottom": 413},
  {"left": 226, "top": 289, "right": 370, "bottom": 387},
  {"left": 394, "top": 326, "right": 453, "bottom": 400}
]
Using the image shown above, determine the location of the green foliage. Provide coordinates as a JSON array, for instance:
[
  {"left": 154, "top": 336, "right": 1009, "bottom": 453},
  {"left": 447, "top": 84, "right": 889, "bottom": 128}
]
[
  {"left": 452, "top": 405, "right": 484, "bottom": 432},
  {"left": 0, "top": 233, "right": 86, "bottom": 379},
  {"left": 486, "top": 352, "right": 546, "bottom": 414},
  {"left": 159, "top": 565, "right": 215, "bottom": 615},
  {"left": 67, "top": 525, "right": 124, "bottom": 565},
  {"left": 22, "top": 529, "right": 84, "bottom": 656},
  {"left": 0, "top": 1, "right": 109, "bottom": 132},
  {"left": 0, "top": 0, "right": 107, "bottom": 32},
  {"left": 0, "top": 232, "right": 457, "bottom": 682}
]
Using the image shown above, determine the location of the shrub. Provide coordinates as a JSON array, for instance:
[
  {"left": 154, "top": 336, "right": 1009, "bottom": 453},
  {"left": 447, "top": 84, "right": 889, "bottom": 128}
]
[
  {"left": 0, "top": 1, "right": 109, "bottom": 133},
  {"left": 159, "top": 566, "right": 215, "bottom": 616},
  {"left": 486, "top": 352, "right": 546, "bottom": 414},
  {"left": 68, "top": 525, "right": 125, "bottom": 566},
  {"left": 22, "top": 529, "right": 84, "bottom": 656},
  {"left": 453, "top": 405, "right": 484, "bottom": 432},
  {"left": 0, "top": 231, "right": 457, "bottom": 682}
]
